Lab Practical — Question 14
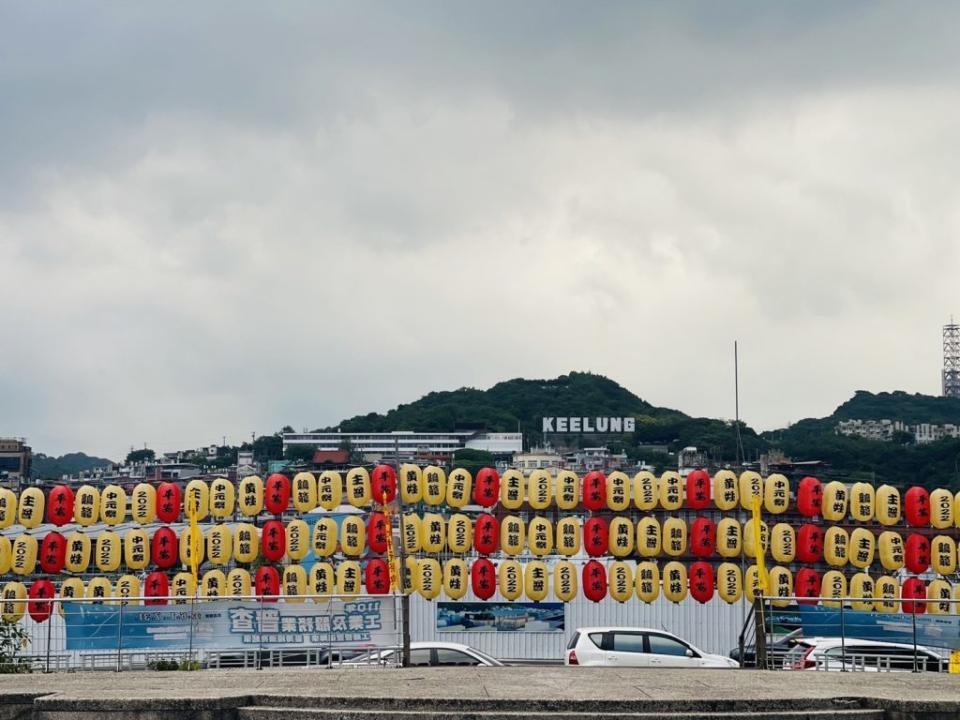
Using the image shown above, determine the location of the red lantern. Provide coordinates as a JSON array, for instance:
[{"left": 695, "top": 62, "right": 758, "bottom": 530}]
[
  {"left": 904, "top": 487, "right": 930, "bottom": 528},
  {"left": 144, "top": 571, "right": 169, "bottom": 605},
  {"left": 901, "top": 577, "right": 927, "bottom": 614},
  {"left": 797, "top": 477, "right": 823, "bottom": 518},
  {"left": 582, "top": 472, "right": 606, "bottom": 511},
  {"left": 690, "top": 517, "right": 716, "bottom": 558},
  {"left": 582, "top": 560, "right": 607, "bottom": 602},
  {"left": 796, "top": 524, "right": 824, "bottom": 564},
  {"left": 156, "top": 482, "right": 181, "bottom": 523},
  {"left": 367, "top": 512, "right": 389, "bottom": 554},
  {"left": 261, "top": 520, "right": 286, "bottom": 562},
  {"left": 795, "top": 569, "right": 821, "bottom": 606},
  {"left": 28, "top": 579, "right": 56, "bottom": 623},
  {"left": 46, "top": 485, "right": 74, "bottom": 526},
  {"left": 905, "top": 533, "right": 930, "bottom": 574},
  {"left": 685, "top": 470, "right": 711, "bottom": 510},
  {"left": 583, "top": 517, "right": 609, "bottom": 557},
  {"left": 474, "top": 514, "right": 499, "bottom": 555},
  {"left": 151, "top": 526, "right": 178, "bottom": 569},
  {"left": 365, "top": 558, "right": 390, "bottom": 595},
  {"left": 255, "top": 566, "right": 280, "bottom": 601},
  {"left": 39, "top": 531, "right": 66, "bottom": 574},
  {"left": 371, "top": 465, "right": 398, "bottom": 504},
  {"left": 473, "top": 468, "right": 500, "bottom": 508},
  {"left": 265, "top": 473, "right": 291, "bottom": 515},
  {"left": 471, "top": 558, "right": 496, "bottom": 600},
  {"left": 689, "top": 561, "right": 714, "bottom": 603}
]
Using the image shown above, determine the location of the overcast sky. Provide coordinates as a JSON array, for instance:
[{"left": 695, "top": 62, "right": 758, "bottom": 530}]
[{"left": 3, "top": 2, "right": 959, "bottom": 459}]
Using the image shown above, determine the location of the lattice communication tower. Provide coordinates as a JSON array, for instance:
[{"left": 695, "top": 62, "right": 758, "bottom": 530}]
[{"left": 944, "top": 319, "right": 960, "bottom": 398}]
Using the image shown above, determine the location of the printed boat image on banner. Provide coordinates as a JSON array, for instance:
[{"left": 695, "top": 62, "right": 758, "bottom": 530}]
[{"left": 436, "top": 602, "right": 564, "bottom": 633}]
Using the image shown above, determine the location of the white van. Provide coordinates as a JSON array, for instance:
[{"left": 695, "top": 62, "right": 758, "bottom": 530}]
[{"left": 565, "top": 627, "right": 738, "bottom": 668}]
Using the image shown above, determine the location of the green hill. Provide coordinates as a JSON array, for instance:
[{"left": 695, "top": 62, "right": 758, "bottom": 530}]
[
  {"left": 832, "top": 390, "right": 960, "bottom": 425},
  {"left": 31, "top": 452, "right": 113, "bottom": 480}
]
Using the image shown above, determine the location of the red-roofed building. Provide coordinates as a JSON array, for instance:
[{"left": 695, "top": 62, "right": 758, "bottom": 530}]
[{"left": 312, "top": 450, "right": 351, "bottom": 467}]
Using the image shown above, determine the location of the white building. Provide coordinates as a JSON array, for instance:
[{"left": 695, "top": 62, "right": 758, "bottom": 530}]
[
  {"left": 512, "top": 447, "right": 563, "bottom": 475},
  {"left": 282, "top": 431, "right": 522, "bottom": 461}
]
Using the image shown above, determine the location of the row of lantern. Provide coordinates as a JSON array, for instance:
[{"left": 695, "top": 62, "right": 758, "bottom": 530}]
[
  {"left": 2, "top": 514, "right": 956, "bottom": 576},
  {"left": 3, "top": 560, "right": 955, "bottom": 625}
]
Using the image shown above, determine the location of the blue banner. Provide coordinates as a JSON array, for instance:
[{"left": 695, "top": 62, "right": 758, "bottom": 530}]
[{"left": 772, "top": 605, "right": 960, "bottom": 650}]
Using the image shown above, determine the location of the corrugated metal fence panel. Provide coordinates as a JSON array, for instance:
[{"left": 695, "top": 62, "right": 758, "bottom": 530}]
[{"left": 409, "top": 590, "right": 749, "bottom": 660}]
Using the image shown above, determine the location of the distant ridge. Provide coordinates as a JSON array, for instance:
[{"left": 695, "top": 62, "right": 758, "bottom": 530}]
[{"left": 31, "top": 452, "right": 113, "bottom": 480}]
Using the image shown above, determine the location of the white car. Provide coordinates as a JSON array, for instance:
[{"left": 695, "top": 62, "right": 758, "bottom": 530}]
[
  {"left": 783, "top": 637, "right": 946, "bottom": 672},
  {"left": 565, "top": 627, "right": 738, "bottom": 668},
  {"left": 343, "top": 641, "right": 504, "bottom": 667}
]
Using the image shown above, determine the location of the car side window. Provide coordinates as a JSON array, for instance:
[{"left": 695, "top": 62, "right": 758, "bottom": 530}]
[
  {"left": 588, "top": 632, "right": 606, "bottom": 650},
  {"left": 435, "top": 648, "right": 481, "bottom": 666},
  {"left": 566, "top": 632, "right": 580, "bottom": 650},
  {"left": 611, "top": 632, "right": 645, "bottom": 653},
  {"left": 409, "top": 648, "right": 431, "bottom": 666},
  {"left": 647, "top": 634, "right": 692, "bottom": 657}
]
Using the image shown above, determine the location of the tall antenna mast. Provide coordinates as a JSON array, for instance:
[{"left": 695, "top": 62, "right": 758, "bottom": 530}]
[
  {"left": 944, "top": 318, "right": 960, "bottom": 398},
  {"left": 734, "top": 341, "right": 745, "bottom": 465}
]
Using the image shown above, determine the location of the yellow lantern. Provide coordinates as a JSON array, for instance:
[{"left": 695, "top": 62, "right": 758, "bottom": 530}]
[
  {"left": 209, "top": 477, "right": 235, "bottom": 519},
  {"left": 120, "top": 528, "right": 149, "bottom": 572},
  {"left": 716, "top": 563, "right": 742, "bottom": 604},
  {"left": 0, "top": 489, "right": 16, "bottom": 529},
  {"left": 423, "top": 466, "right": 446, "bottom": 506},
  {"left": 445, "top": 468, "right": 471, "bottom": 509},
  {"left": 659, "top": 472, "right": 683, "bottom": 510},
  {"left": 500, "top": 515, "right": 525, "bottom": 556},
  {"left": 770, "top": 523, "right": 796, "bottom": 564},
  {"left": 1, "top": 582, "right": 27, "bottom": 622},
  {"left": 716, "top": 518, "right": 741, "bottom": 558},
  {"left": 744, "top": 565, "right": 760, "bottom": 603},
  {"left": 930, "top": 488, "right": 954, "bottom": 529},
  {"left": 238, "top": 475, "right": 264, "bottom": 516},
  {"left": 0, "top": 537, "right": 10, "bottom": 574},
  {"left": 416, "top": 558, "right": 441, "bottom": 600},
  {"left": 556, "top": 471, "right": 580, "bottom": 511},
  {"left": 86, "top": 577, "right": 113, "bottom": 604},
  {"left": 823, "top": 527, "right": 849, "bottom": 567},
  {"left": 878, "top": 531, "right": 904, "bottom": 571},
  {"left": 499, "top": 469, "right": 524, "bottom": 509},
  {"left": 850, "top": 482, "right": 875, "bottom": 523},
  {"left": 286, "top": 519, "right": 309, "bottom": 561},
  {"left": 317, "top": 471, "right": 343, "bottom": 510},
  {"left": 637, "top": 517, "right": 662, "bottom": 558},
  {"left": 292, "top": 472, "right": 317, "bottom": 513},
  {"left": 183, "top": 480, "right": 208, "bottom": 522},
  {"left": 498, "top": 559, "right": 522, "bottom": 601},
  {"left": 931, "top": 535, "right": 957, "bottom": 575},
  {"left": 738, "top": 471, "right": 763, "bottom": 510},
  {"left": 849, "top": 573, "right": 875, "bottom": 612},
  {"left": 115, "top": 575, "right": 140, "bottom": 606},
  {"left": 662, "top": 517, "right": 687, "bottom": 557},
  {"left": 873, "top": 575, "right": 899, "bottom": 613},
  {"left": 99, "top": 484, "right": 127, "bottom": 525},
  {"left": 309, "top": 563, "right": 334, "bottom": 598},
  {"left": 340, "top": 516, "right": 366, "bottom": 557},
  {"left": 283, "top": 565, "right": 307, "bottom": 602},
  {"left": 65, "top": 531, "right": 91, "bottom": 573},
  {"left": 713, "top": 470, "right": 739, "bottom": 511},
  {"left": 227, "top": 568, "right": 252, "bottom": 597},
  {"left": 443, "top": 558, "right": 469, "bottom": 600},
  {"left": 312, "top": 517, "right": 338, "bottom": 558},
  {"left": 60, "top": 577, "right": 85, "bottom": 605},
  {"left": 553, "top": 560, "right": 578, "bottom": 602},
  {"left": 956, "top": 491, "right": 960, "bottom": 529},
  {"left": 556, "top": 517, "right": 581, "bottom": 557},
  {"left": 927, "top": 579, "right": 952, "bottom": 615},
  {"left": 875, "top": 485, "right": 901, "bottom": 526},
  {"left": 608, "top": 517, "right": 634, "bottom": 558},
  {"left": 171, "top": 572, "right": 196, "bottom": 604},
  {"left": 421, "top": 513, "right": 446, "bottom": 554},
  {"left": 337, "top": 560, "right": 362, "bottom": 597},
  {"left": 821, "top": 481, "right": 848, "bottom": 522},
  {"left": 205, "top": 524, "right": 232, "bottom": 566},
  {"left": 399, "top": 464, "right": 423, "bottom": 504},
  {"left": 528, "top": 517, "right": 554, "bottom": 557},
  {"left": 606, "top": 471, "right": 629, "bottom": 511},
  {"left": 821, "top": 570, "right": 847, "bottom": 608},
  {"left": 17, "top": 487, "right": 44, "bottom": 529},
  {"left": 608, "top": 561, "right": 633, "bottom": 603},
  {"left": 635, "top": 561, "right": 660, "bottom": 603},
  {"left": 446, "top": 514, "right": 472, "bottom": 554},
  {"left": 663, "top": 561, "right": 687, "bottom": 603},
  {"left": 233, "top": 523, "right": 259, "bottom": 563},
  {"left": 346, "top": 468, "right": 372, "bottom": 508},
  {"left": 769, "top": 566, "right": 793, "bottom": 608},
  {"left": 633, "top": 471, "right": 658, "bottom": 511},
  {"left": 75, "top": 485, "right": 101, "bottom": 526},
  {"left": 201, "top": 569, "right": 226, "bottom": 598},
  {"left": 849, "top": 528, "right": 875, "bottom": 569},
  {"left": 11, "top": 534, "right": 37, "bottom": 576},
  {"left": 525, "top": 560, "right": 549, "bottom": 602},
  {"left": 528, "top": 470, "right": 553, "bottom": 510},
  {"left": 403, "top": 556, "right": 419, "bottom": 595},
  {"left": 131, "top": 483, "right": 157, "bottom": 524},
  {"left": 743, "top": 520, "right": 768, "bottom": 559},
  {"left": 763, "top": 474, "right": 790, "bottom": 514},
  {"left": 96, "top": 530, "right": 121, "bottom": 573},
  {"left": 401, "top": 514, "right": 422, "bottom": 554}
]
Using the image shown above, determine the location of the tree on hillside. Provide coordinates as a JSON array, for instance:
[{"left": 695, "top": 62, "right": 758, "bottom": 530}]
[
  {"left": 285, "top": 444, "right": 317, "bottom": 463},
  {"left": 126, "top": 448, "right": 155, "bottom": 464}
]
